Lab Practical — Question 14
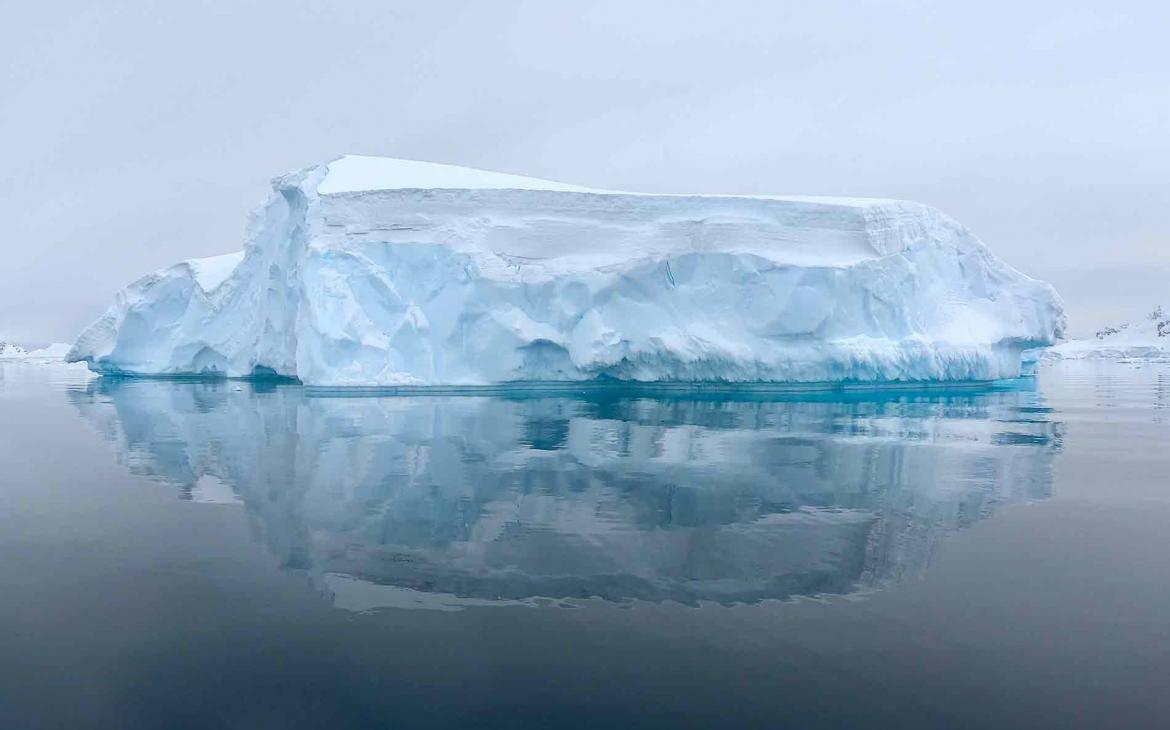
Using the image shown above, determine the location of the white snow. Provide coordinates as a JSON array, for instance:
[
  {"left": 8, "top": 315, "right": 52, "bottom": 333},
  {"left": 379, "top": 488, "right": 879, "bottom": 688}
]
[
  {"left": 318, "top": 155, "right": 596, "bottom": 195},
  {"left": 0, "top": 341, "right": 29, "bottom": 359},
  {"left": 186, "top": 251, "right": 245, "bottom": 292},
  {"left": 1043, "top": 306, "right": 1170, "bottom": 362},
  {"left": 69, "top": 155, "right": 1065, "bottom": 386},
  {"left": 26, "top": 342, "right": 72, "bottom": 359},
  {"left": 0, "top": 341, "right": 75, "bottom": 362},
  {"left": 318, "top": 154, "right": 893, "bottom": 206}
]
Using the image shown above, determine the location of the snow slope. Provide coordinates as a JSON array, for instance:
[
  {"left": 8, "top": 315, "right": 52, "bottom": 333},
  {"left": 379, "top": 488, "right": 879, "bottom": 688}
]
[
  {"left": 1045, "top": 306, "right": 1170, "bottom": 361},
  {"left": 69, "top": 155, "right": 1065, "bottom": 386},
  {"left": 0, "top": 341, "right": 29, "bottom": 359}
]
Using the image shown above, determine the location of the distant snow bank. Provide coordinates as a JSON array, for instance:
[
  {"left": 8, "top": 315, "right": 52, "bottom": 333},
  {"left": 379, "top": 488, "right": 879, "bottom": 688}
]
[
  {"left": 1044, "top": 306, "right": 1170, "bottom": 362},
  {"left": 68, "top": 155, "right": 1066, "bottom": 386},
  {"left": 0, "top": 342, "right": 74, "bottom": 361},
  {"left": 0, "top": 341, "right": 29, "bottom": 359}
]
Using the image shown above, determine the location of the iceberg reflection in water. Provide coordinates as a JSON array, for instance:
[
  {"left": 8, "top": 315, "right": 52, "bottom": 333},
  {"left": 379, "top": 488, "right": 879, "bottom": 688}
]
[{"left": 68, "top": 378, "right": 1062, "bottom": 609}]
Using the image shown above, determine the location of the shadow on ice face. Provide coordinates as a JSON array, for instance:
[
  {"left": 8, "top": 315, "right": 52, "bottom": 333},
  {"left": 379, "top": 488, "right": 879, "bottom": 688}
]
[{"left": 68, "top": 378, "right": 1062, "bottom": 610}]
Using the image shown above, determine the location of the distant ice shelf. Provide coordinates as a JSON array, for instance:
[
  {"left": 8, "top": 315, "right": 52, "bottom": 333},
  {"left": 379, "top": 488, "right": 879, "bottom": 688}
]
[
  {"left": 0, "top": 341, "right": 29, "bottom": 359},
  {"left": 0, "top": 341, "right": 72, "bottom": 361},
  {"left": 69, "top": 155, "right": 1066, "bottom": 386},
  {"left": 1042, "top": 306, "right": 1170, "bottom": 362}
]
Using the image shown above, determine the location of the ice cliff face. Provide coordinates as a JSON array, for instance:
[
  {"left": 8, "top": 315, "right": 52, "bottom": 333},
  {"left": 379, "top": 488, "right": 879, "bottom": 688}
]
[{"left": 69, "top": 155, "right": 1066, "bottom": 386}]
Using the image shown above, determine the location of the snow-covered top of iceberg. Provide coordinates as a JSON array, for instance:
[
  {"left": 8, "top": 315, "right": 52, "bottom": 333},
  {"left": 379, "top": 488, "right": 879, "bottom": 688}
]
[
  {"left": 317, "top": 154, "right": 894, "bottom": 207},
  {"left": 318, "top": 155, "right": 597, "bottom": 195},
  {"left": 302, "top": 155, "right": 957, "bottom": 274}
]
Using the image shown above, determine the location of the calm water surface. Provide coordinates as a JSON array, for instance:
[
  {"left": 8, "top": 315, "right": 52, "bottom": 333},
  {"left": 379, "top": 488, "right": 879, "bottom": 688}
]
[{"left": 1, "top": 361, "right": 1168, "bottom": 728}]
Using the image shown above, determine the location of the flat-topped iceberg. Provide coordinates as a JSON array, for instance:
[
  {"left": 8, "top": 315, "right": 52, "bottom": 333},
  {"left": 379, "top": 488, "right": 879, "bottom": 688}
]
[{"left": 69, "top": 155, "right": 1065, "bottom": 386}]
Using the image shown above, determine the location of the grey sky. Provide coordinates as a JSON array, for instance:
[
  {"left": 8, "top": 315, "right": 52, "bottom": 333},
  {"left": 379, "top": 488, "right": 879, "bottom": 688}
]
[{"left": 2, "top": 0, "right": 1167, "bottom": 343}]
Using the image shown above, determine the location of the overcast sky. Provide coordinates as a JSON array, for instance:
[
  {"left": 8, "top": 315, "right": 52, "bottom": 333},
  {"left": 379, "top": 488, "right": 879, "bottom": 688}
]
[{"left": 2, "top": 0, "right": 1167, "bottom": 343}]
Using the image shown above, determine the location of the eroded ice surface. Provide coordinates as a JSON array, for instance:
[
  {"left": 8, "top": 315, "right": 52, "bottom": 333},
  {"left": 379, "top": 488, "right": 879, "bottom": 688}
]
[{"left": 69, "top": 156, "right": 1065, "bottom": 386}]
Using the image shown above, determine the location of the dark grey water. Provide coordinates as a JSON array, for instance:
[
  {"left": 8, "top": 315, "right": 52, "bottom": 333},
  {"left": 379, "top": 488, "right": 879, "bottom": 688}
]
[{"left": 1, "top": 361, "right": 1168, "bottom": 729}]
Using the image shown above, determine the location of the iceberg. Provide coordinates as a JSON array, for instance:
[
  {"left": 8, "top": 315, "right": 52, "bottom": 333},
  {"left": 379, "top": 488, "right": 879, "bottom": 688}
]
[{"left": 69, "top": 155, "right": 1065, "bottom": 386}]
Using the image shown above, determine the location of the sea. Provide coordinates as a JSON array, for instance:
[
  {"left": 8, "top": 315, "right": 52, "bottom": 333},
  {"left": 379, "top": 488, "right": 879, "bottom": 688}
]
[{"left": 1, "top": 360, "right": 1167, "bottom": 729}]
